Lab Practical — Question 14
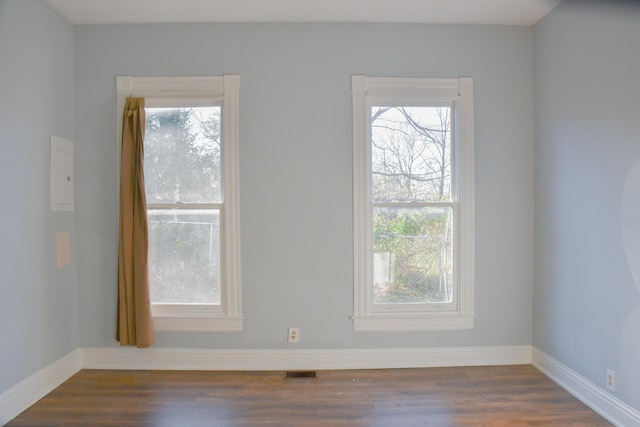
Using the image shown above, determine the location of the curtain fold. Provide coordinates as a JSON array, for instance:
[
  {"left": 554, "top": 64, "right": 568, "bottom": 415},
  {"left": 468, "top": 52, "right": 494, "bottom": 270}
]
[{"left": 117, "top": 97, "right": 154, "bottom": 348}]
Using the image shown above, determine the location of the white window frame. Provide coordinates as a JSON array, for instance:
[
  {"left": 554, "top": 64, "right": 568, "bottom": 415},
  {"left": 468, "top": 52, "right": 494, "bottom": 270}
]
[
  {"left": 116, "top": 75, "right": 242, "bottom": 332},
  {"left": 352, "top": 75, "right": 474, "bottom": 332}
]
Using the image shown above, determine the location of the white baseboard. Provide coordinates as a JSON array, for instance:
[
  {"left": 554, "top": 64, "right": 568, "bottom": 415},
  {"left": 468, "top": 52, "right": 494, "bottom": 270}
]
[
  {"left": 81, "top": 345, "right": 532, "bottom": 371},
  {"left": 533, "top": 347, "right": 640, "bottom": 427},
  {"left": 0, "top": 349, "right": 81, "bottom": 426}
]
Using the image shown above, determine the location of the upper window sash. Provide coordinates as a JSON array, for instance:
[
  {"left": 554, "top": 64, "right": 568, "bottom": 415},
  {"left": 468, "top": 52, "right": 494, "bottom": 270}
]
[{"left": 367, "top": 101, "right": 456, "bottom": 205}]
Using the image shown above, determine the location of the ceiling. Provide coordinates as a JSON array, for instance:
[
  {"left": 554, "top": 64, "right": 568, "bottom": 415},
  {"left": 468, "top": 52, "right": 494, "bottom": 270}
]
[{"left": 44, "top": 0, "right": 561, "bottom": 26}]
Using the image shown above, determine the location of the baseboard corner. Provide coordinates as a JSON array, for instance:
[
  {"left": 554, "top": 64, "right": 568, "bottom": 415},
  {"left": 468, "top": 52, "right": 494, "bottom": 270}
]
[
  {"left": 0, "top": 349, "right": 81, "bottom": 425},
  {"left": 532, "top": 347, "right": 640, "bottom": 427}
]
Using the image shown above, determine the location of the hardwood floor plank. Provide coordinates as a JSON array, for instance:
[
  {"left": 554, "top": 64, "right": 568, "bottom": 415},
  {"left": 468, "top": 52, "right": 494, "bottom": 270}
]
[{"left": 7, "top": 365, "right": 611, "bottom": 426}]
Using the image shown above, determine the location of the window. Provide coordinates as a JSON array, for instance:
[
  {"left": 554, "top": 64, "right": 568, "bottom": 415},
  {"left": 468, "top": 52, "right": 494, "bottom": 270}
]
[
  {"left": 352, "top": 76, "right": 474, "bottom": 331},
  {"left": 117, "top": 76, "right": 241, "bottom": 331}
]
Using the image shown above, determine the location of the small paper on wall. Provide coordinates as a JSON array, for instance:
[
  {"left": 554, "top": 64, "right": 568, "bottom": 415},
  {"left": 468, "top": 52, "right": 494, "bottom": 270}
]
[{"left": 56, "top": 232, "right": 70, "bottom": 267}]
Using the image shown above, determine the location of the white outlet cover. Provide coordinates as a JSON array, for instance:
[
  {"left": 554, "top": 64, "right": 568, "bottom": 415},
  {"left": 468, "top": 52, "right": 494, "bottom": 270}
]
[
  {"left": 606, "top": 369, "right": 616, "bottom": 392},
  {"left": 288, "top": 327, "right": 299, "bottom": 343}
]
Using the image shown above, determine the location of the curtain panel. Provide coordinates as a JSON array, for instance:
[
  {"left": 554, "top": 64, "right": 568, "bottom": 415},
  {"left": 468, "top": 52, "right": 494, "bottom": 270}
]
[{"left": 116, "top": 97, "right": 154, "bottom": 348}]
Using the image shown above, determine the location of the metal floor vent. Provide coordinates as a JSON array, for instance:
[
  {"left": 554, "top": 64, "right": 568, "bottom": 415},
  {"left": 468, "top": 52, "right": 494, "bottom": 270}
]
[{"left": 284, "top": 371, "right": 317, "bottom": 379}]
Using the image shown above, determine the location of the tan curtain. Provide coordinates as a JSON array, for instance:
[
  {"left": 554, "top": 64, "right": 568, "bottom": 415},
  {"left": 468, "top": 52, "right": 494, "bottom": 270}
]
[{"left": 116, "top": 97, "right": 154, "bottom": 348}]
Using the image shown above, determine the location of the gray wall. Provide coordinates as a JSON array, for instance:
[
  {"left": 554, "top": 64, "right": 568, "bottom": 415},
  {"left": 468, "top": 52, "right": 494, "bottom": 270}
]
[
  {"left": 533, "top": 0, "right": 640, "bottom": 410},
  {"left": 0, "top": 0, "right": 78, "bottom": 394},
  {"left": 75, "top": 23, "right": 535, "bottom": 349}
]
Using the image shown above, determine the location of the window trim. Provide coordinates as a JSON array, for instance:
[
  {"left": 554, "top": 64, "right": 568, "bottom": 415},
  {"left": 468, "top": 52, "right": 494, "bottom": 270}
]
[
  {"left": 352, "top": 75, "right": 474, "bottom": 332},
  {"left": 116, "top": 75, "right": 242, "bottom": 332}
]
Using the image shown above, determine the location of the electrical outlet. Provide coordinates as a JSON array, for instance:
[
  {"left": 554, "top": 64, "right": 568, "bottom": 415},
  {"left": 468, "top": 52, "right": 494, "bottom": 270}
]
[
  {"left": 606, "top": 369, "right": 616, "bottom": 392},
  {"left": 288, "top": 327, "right": 299, "bottom": 343}
]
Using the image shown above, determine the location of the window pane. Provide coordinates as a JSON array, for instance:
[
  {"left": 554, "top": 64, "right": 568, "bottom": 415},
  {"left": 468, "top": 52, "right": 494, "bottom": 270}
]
[
  {"left": 148, "top": 209, "right": 220, "bottom": 304},
  {"left": 373, "top": 206, "right": 453, "bottom": 304},
  {"left": 144, "top": 107, "right": 221, "bottom": 203},
  {"left": 371, "top": 106, "right": 451, "bottom": 203}
]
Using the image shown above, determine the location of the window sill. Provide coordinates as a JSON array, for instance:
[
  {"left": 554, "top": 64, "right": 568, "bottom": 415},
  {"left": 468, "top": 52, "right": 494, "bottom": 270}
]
[
  {"left": 352, "top": 314, "right": 474, "bottom": 332},
  {"left": 153, "top": 315, "right": 243, "bottom": 332}
]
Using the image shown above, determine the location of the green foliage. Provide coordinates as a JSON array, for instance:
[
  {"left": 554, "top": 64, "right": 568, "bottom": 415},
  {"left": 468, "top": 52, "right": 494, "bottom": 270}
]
[{"left": 373, "top": 208, "right": 452, "bottom": 304}]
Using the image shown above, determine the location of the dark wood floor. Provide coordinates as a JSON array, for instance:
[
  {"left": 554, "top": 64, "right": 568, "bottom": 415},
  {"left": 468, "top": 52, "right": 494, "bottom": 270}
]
[{"left": 7, "top": 365, "right": 611, "bottom": 426}]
